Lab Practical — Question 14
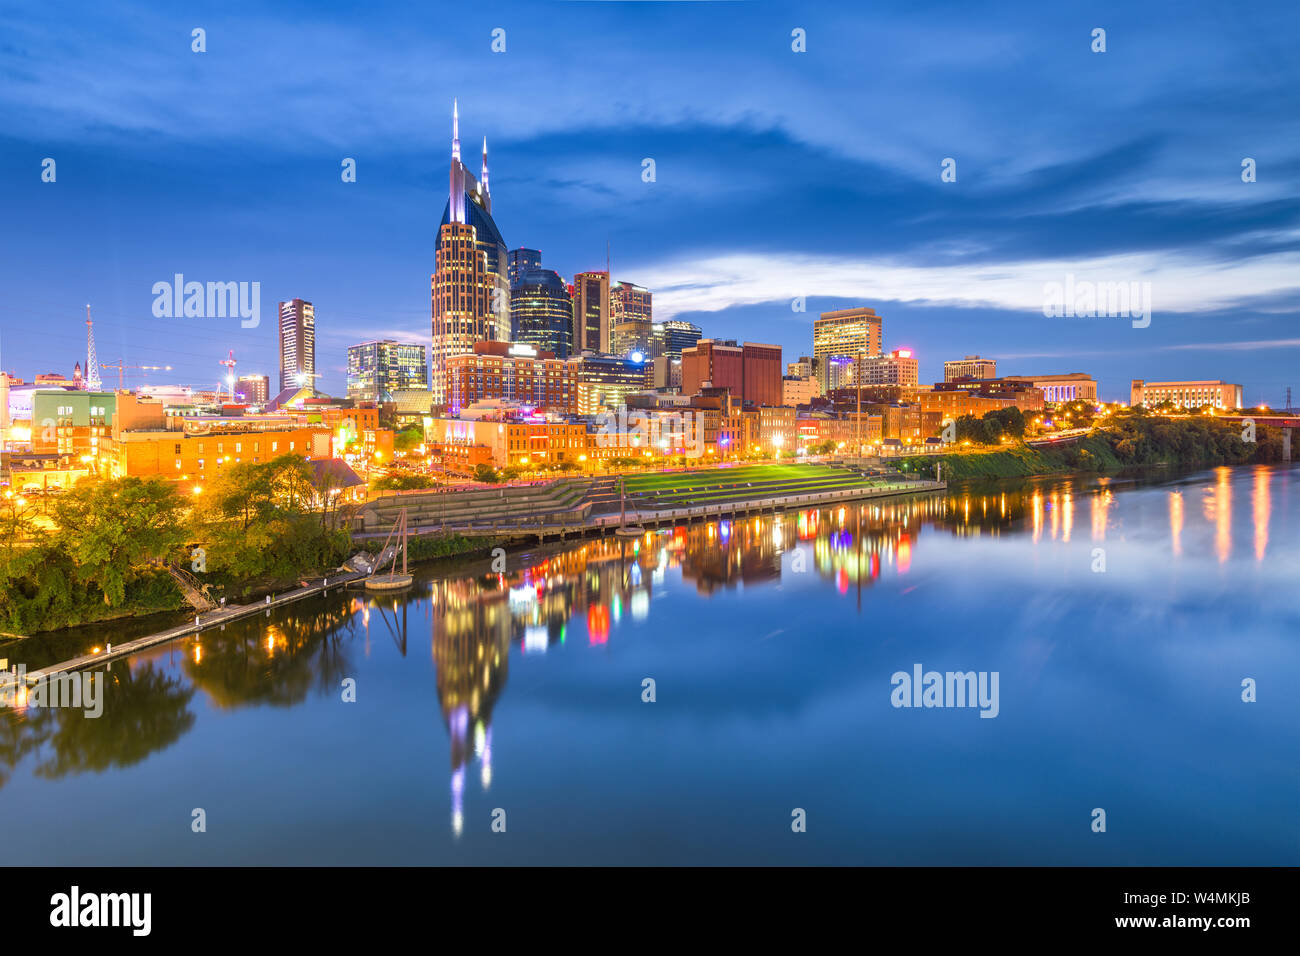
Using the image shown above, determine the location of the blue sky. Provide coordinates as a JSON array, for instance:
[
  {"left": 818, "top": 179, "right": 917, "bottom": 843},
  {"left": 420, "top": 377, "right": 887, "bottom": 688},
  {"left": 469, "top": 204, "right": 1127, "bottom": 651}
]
[{"left": 2, "top": 0, "right": 1297, "bottom": 402}]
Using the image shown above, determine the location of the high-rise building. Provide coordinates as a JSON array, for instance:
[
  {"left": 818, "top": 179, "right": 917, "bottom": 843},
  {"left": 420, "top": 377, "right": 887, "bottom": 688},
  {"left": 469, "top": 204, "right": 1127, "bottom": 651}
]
[
  {"left": 510, "top": 251, "right": 574, "bottom": 359},
  {"left": 787, "top": 356, "right": 814, "bottom": 379},
  {"left": 278, "top": 298, "right": 316, "bottom": 392},
  {"left": 652, "top": 320, "right": 702, "bottom": 361},
  {"left": 571, "top": 272, "right": 610, "bottom": 354},
  {"left": 944, "top": 355, "right": 997, "bottom": 382},
  {"left": 235, "top": 375, "right": 270, "bottom": 406},
  {"left": 431, "top": 101, "right": 509, "bottom": 406},
  {"left": 347, "top": 340, "right": 429, "bottom": 402},
  {"left": 1130, "top": 379, "right": 1242, "bottom": 410},
  {"left": 508, "top": 248, "right": 541, "bottom": 287},
  {"left": 609, "top": 281, "right": 653, "bottom": 357},
  {"left": 813, "top": 308, "right": 882, "bottom": 392},
  {"left": 680, "top": 339, "right": 782, "bottom": 407}
]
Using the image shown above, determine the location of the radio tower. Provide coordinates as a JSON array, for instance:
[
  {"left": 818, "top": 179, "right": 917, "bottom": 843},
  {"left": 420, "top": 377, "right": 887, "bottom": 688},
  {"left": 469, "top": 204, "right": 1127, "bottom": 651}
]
[{"left": 84, "top": 305, "right": 102, "bottom": 390}]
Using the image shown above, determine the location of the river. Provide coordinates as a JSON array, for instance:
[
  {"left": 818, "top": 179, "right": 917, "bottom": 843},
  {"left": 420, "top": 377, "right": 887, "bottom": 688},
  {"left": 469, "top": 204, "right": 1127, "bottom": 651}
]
[{"left": 2, "top": 464, "right": 1296, "bottom": 864}]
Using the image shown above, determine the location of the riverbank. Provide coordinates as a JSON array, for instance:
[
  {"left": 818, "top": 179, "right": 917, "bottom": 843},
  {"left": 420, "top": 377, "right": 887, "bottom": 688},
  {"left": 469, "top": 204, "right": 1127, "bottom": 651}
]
[{"left": 901, "top": 416, "right": 1286, "bottom": 480}]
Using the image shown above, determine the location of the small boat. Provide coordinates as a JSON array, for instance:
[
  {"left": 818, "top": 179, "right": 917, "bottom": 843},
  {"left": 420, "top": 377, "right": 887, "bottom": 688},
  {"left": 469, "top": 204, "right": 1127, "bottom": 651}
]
[
  {"left": 365, "top": 573, "right": 413, "bottom": 591},
  {"left": 365, "top": 509, "right": 414, "bottom": 591},
  {"left": 614, "top": 525, "right": 645, "bottom": 539}
]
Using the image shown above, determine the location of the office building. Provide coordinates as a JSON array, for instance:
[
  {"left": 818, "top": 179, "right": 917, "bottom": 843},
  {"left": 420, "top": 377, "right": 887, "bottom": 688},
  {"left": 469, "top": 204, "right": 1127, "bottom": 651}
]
[
  {"left": 571, "top": 271, "right": 610, "bottom": 354},
  {"left": 347, "top": 340, "right": 429, "bottom": 403},
  {"left": 511, "top": 266, "right": 574, "bottom": 359},
  {"left": 853, "top": 349, "right": 919, "bottom": 387},
  {"left": 1001, "top": 373, "right": 1098, "bottom": 403},
  {"left": 235, "top": 375, "right": 270, "bottom": 406},
  {"left": 609, "top": 281, "right": 653, "bottom": 357},
  {"left": 813, "top": 308, "right": 883, "bottom": 391},
  {"left": 944, "top": 355, "right": 997, "bottom": 382},
  {"left": 1131, "top": 379, "right": 1243, "bottom": 410},
  {"left": 431, "top": 102, "right": 509, "bottom": 406},
  {"left": 508, "top": 248, "right": 542, "bottom": 287},
  {"left": 574, "top": 352, "right": 649, "bottom": 415},
  {"left": 446, "top": 340, "right": 578, "bottom": 416}
]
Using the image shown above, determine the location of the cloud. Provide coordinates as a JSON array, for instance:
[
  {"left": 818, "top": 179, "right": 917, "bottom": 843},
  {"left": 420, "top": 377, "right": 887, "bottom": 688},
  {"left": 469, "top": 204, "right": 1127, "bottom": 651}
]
[{"left": 636, "top": 249, "right": 1300, "bottom": 320}]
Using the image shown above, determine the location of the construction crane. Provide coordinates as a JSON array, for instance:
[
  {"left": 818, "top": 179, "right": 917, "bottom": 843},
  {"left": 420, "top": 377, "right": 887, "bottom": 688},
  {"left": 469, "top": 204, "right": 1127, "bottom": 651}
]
[
  {"left": 218, "top": 350, "right": 238, "bottom": 401},
  {"left": 100, "top": 360, "right": 172, "bottom": 390}
]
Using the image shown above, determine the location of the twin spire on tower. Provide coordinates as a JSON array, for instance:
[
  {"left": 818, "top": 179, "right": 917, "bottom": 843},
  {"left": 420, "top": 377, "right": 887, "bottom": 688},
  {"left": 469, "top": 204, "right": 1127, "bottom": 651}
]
[{"left": 450, "top": 99, "right": 489, "bottom": 194}]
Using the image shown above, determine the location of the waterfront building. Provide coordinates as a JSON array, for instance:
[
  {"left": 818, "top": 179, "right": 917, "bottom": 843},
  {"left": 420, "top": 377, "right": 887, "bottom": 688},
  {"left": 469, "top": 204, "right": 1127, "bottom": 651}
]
[
  {"left": 1130, "top": 379, "right": 1243, "bottom": 410},
  {"left": 347, "top": 340, "right": 429, "bottom": 402},
  {"left": 446, "top": 340, "right": 578, "bottom": 415},
  {"left": 813, "top": 308, "right": 883, "bottom": 392},
  {"left": 103, "top": 416, "right": 331, "bottom": 481},
  {"left": 432, "top": 102, "right": 509, "bottom": 406},
  {"left": 944, "top": 355, "right": 997, "bottom": 382},
  {"left": 1000, "top": 373, "right": 1098, "bottom": 403},
  {"left": 510, "top": 267, "right": 574, "bottom": 359},
  {"left": 278, "top": 298, "right": 316, "bottom": 392},
  {"left": 746, "top": 405, "right": 797, "bottom": 456},
  {"left": 923, "top": 381, "right": 1044, "bottom": 417},
  {"left": 571, "top": 271, "right": 611, "bottom": 354}
]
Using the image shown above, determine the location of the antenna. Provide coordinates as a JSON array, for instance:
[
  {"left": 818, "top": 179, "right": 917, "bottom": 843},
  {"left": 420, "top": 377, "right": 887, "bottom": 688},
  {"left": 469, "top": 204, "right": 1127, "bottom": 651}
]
[{"left": 84, "top": 305, "right": 102, "bottom": 390}]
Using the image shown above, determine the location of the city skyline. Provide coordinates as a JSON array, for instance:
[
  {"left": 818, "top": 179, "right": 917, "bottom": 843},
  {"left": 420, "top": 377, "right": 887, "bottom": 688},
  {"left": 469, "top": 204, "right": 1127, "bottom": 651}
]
[{"left": 2, "top": 1, "right": 1297, "bottom": 402}]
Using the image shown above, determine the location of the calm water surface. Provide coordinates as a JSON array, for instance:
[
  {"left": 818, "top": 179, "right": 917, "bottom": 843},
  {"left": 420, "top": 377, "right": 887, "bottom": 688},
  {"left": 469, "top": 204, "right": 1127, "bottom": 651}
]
[{"left": 2, "top": 465, "right": 1297, "bottom": 865}]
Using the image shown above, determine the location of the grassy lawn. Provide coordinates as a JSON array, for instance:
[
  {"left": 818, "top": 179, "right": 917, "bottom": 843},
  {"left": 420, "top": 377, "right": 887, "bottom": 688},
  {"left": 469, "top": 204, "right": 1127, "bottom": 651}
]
[{"left": 622, "top": 463, "right": 855, "bottom": 493}]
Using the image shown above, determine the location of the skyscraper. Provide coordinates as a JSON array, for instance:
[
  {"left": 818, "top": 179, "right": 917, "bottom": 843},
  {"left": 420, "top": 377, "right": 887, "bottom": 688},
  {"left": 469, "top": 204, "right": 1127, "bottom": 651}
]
[
  {"left": 508, "top": 248, "right": 541, "bottom": 287},
  {"left": 278, "top": 298, "right": 316, "bottom": 392},
  {"left": 813, "top": 307, "right": 882, "bottom": 392},
  {"left": 571, "top": 271, "right": 610, "bottom": 354},
  {"left": 431, "top": 101, "right": 508, "bottom": 406},
  {"left": 511, "top": 266, "right": 574, "bottom": 359},
  {"left": 653, "top": 320, "right": 703, "bottom": 361},
  {"left": 347, "top": 340, "right": 429, "bottom": 402},
  {"left": 609, "top": 281, "right": 653, "bottom": 357}
]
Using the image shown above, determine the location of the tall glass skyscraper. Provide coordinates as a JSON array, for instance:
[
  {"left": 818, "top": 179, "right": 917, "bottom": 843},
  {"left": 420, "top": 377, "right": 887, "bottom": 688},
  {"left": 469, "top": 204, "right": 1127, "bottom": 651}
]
[
  {"left": 511, "top": 260, "right": 574, "bottom": 359},
  {"left": 508, "top": 248, "right": 541, "bottom": 287},
  {"left": 431, "top": 101, "right": 508, "bottom": 406}
]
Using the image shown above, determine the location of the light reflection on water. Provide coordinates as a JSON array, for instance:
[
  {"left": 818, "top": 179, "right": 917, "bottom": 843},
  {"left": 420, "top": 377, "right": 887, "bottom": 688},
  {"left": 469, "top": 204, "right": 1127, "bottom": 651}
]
[{"left": 2, "top": 465, "right": 1296, "bottom": 865}]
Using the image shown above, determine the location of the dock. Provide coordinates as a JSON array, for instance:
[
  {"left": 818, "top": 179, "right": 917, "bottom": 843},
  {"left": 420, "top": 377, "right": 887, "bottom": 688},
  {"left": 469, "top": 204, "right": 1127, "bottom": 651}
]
[{"left": 22, "top": 570, "right": 369, "bottom": 684}]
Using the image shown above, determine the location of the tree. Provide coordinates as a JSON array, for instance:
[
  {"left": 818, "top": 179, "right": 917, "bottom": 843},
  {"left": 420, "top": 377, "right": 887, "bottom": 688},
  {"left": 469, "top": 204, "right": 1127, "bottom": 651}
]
[
  {"left": 50, "top": 477, "right": 189, "bottom": 606},
  {"left": 393, "top": 426, "right": 423, "bottom": 453}
]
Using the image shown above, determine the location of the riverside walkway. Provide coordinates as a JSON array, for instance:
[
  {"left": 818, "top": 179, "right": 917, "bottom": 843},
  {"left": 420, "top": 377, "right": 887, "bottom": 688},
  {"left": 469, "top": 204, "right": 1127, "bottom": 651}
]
[{"left": 22, "top": 570, "right": 369, "bottom": 684}]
